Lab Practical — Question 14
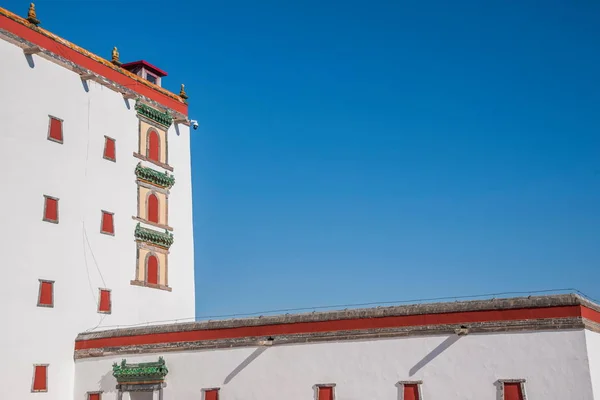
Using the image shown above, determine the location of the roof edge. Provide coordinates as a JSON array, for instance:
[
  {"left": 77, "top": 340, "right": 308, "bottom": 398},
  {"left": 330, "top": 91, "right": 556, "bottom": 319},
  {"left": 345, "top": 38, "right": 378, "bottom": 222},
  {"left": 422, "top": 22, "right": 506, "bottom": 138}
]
[
  {"left": 76, "top": 293, "right": 595, "bottom": 341},
  {"left": 0, "top": 6, "right": 187, "bottom": 115}
]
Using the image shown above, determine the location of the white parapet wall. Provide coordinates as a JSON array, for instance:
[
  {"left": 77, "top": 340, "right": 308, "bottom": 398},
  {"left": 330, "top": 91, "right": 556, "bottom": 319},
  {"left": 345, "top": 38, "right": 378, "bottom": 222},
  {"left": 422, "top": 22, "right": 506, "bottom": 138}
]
[
  {"left": 74, "top": 329, "right": 594, "bottom": 400},
  {"left": 0, "top": 8, "right": 195, "bottom": 400}
]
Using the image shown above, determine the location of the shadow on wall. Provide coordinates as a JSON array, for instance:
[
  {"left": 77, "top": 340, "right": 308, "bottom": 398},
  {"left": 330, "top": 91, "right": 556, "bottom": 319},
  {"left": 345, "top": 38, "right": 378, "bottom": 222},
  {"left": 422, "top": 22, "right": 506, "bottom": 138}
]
[
  {"left": 99, "top": 370, "right": 118, "bottom": 394},
  {"left": 223, "top": 347, "right": 269, "bottom": 384},
  {"left": 409, "top": 335, "right": 461, "bottom": 376},
  {"left": 130, "top": 393, "right": 152, "bottom": 400}
]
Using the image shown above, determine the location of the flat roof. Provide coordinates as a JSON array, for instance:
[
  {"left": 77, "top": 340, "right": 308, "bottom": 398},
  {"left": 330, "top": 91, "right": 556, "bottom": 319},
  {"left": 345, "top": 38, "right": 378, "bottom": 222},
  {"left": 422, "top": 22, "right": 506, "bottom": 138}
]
[{"left": 74, "top": 293, "right": 600, "bottom": 359}]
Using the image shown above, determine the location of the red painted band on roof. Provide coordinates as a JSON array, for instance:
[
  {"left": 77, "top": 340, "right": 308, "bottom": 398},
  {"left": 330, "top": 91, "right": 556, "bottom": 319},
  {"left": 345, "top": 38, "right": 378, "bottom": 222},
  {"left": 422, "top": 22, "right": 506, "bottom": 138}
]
[
  {"left": 75, "top": 305, "right": 583, "bottom": 350},
  {"left": 0, "top": 15, "right": 187, "bottom": 115},
  {"left": 122, "top": 60, "right": 168, "bottom": 77}
]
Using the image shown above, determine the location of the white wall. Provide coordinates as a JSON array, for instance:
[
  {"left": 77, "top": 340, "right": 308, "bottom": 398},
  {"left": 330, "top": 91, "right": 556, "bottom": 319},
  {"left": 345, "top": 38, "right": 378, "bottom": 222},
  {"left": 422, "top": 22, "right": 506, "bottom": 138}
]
[
  {"left": 74, "top": 330, "right": 594, "bottom": 400},
  {"left": 0, "top": 37, "right": 195, "bottom": 400},
  {"left": 585, "top": 330, "right": 600, "bottom": 399}
]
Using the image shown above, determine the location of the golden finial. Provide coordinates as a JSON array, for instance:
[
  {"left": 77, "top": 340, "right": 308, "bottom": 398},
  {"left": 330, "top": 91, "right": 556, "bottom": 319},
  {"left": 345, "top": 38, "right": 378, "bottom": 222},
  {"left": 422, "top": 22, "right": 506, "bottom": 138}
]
[
  {"left": 27, "top": 3, "right": 40, "bottom": 26},
  {"left": 111, "top": 47, "right": 122, "bottom": 66},
  {"left": 179, "top": 84, "right": 188, "bottom": 100}
]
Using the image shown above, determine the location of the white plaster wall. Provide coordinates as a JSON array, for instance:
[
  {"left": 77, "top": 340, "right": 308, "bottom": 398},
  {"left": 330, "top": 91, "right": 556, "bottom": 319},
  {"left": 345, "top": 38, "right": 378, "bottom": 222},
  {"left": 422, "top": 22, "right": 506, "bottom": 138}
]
[
  {"left": 585, "top": 330, "right": 600, "bottom": 399},
  {"left": 74, "top": 330, "right": 594, "bottom": 400},
  {"left": 0, "top": 38, "right": 195, "bottom": 400}
]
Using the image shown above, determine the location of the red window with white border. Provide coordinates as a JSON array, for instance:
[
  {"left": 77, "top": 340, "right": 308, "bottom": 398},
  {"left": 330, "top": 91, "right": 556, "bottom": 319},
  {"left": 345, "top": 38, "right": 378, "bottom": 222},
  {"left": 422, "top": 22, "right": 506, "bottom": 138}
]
[
  {"left": 98, "top": 289, "right": 111, "bottom": 314},
  {"left": 48, "top": 116, "right": 63, "bottom": 143},
  {"left": 103, "top": 136, "right": 116, "bottom": 161},
  {"left": 100, "top": 211, "right": 114, "bottom": 235},
  {"left": 37, "top": 280, "right": 54, "bottom": 307},
  {"left": 399, "top": 381, "right": 422, "bottom": 400},
  {"left": 317, "top": 385, "right": 335, "bottom": 400},
  {"left": 203, "top": 388, "right": 219, "bottom": 400},
  {"left": 32, "top": 364, "right": 48, "bottom": 392},
  {"left": 43, "top": 195, "right": 59, "bottom": 223}
]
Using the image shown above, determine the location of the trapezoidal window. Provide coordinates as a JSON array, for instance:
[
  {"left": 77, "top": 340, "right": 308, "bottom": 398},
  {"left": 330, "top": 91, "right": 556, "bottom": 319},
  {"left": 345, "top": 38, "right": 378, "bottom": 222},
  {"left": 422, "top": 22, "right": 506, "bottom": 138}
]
[
  {"left": 147, "top": 193, "right": 159, "bottom": 224},
  {"left": 88, "top": 393, "right": 102, "bottom": 400},
  {"left": 100, "top": 211, "right": 114, "bottom": 235},
  {"left": 103, "top": 136, "right": 116, "bottom": 161},
  {"left": 47, "top": 116, "right": 63, "bottom": 143},
  {"left": 317, "top": 385, "right": 335, "bottom": 400},
  {"left": 37, "top": 280, "right": 54, "bottom": 307},
  {"left": 32, "top": 365, "right": 48, "bottom": 392},
  {"left": 503, "top": 381, "right": 526, "bottom": 400},
  {"left": 98, "top": 289, "right": 111, "bottom": 314},
  {"left": 43, "top": 195, "right": 59, "bottom": 223},
  {"left": 203, "top": 389, "right": 219, "bottom": 400},
  {"left": 146, "top": 254, "right": 159, "bottom": 285},
  {"left": 400, "top": 382, "right": 423, "bottom": 400},
  {"left": 147, "top": 129, "right": 160, "bottom": 162}
]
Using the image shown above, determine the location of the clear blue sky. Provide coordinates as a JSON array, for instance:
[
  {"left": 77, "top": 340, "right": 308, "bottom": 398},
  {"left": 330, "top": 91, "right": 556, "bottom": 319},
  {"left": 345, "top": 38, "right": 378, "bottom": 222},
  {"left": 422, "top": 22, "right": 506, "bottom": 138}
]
[{"left": 12, "top": 0, "right": 600, "bottom": 318}]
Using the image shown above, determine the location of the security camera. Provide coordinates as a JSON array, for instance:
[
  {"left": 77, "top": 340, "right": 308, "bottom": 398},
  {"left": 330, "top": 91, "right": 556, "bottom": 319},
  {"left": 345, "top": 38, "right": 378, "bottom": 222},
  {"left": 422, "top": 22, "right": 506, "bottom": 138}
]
[{"left": 190, "top": 120, "right": 199, "bottom": 130}]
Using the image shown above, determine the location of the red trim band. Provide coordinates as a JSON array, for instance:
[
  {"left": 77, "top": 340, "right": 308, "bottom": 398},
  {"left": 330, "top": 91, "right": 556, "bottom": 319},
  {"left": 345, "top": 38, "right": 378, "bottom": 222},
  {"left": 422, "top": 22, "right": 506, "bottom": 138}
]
[
  {"left": 75, "top": 305, "right": 583, "bottom": 350},
  {"left": 0, "top": 14, "right": 187, "bottom": 115}
]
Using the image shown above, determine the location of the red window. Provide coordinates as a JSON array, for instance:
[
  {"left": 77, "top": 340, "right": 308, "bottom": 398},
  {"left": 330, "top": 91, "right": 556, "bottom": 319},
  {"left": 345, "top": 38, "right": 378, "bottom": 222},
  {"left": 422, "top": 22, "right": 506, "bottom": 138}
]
[
  {"left": 48, "top": 116, "right": 63, "bottom": 143},
  {"left": 147, "top": 194, "right": 159, "bottom": 223},
  {"left": 504, "top": 382, "right": 524, "bottom": 400},
  {"left": 98, "top": 289, "right": 111, "bottom": 313},
  {"left": 104, "top": 137, "right": 116, "bottom": 161},
  {"left": 88, "top": 393, "right": 101, "bottom": 400},
  {"left": 32, "top": 365, "right": 48, "bottom": 392},
  {"left": 317, "top": 386, "right": 334, "bottom": 400},
  {"left": 148, "top": 130, "right": 160, "bottom": 162},
  {"left": 204, "top": 389, "right": 219, "bottom": 400},
  {"left": 147, "top": 255, "right": 159, "bottom": 285},
  {"left": 403, "top": 384, "right": 420, "bottom": 400},
  {"left": 101, "top": 211, "right": 114, "bottom": 235},
  {"left": 38, "top": 280, "right": 54, "bottom": 307},
  {"left": 43, "top": 196, "right": 59, "bottom": 223}
]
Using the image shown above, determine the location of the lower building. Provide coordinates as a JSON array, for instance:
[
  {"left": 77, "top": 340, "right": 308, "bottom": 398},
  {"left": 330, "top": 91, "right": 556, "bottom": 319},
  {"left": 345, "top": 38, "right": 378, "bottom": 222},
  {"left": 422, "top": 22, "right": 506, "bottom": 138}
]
[{"left": 72, "top": 293, "right": 600, "bottom": 400}]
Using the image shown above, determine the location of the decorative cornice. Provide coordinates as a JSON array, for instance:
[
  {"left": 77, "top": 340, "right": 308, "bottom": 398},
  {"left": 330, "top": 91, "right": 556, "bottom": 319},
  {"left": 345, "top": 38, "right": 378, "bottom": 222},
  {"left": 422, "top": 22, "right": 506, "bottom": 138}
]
[
  {"left": 134, "top": 223, "right": 174, "bottom": 249},
  {"left": 112, "top": 357, "right": 168, "bottom": 384},
  {"left": 135, "top": 163, "right": 175, "bottom": 189},
  {"left": 135, "top": 101, "right": 172, "bottom": 128},
  {"left": 0, "top": 7, "right": 186, "bottom": 110}
]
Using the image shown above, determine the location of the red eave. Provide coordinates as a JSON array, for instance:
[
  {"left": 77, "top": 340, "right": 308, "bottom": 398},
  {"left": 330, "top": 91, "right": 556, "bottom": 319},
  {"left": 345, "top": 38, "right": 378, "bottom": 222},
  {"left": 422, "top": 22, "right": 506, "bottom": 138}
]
[
  {"left": 122, "top": 60, "right": 168, "bottom": 77},
  {"left": 75, "top": 304, "right": 586, "bottom": 351},
  {"left": 0, "top": 8, "right": 187, "bottom": 115}
]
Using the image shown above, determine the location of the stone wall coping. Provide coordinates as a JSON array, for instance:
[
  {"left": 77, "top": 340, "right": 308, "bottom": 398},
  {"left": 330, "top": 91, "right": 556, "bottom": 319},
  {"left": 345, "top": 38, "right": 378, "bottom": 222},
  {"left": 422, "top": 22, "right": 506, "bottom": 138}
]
[{"left": 76, "top": 293, "right": 597, "bottom": 341}]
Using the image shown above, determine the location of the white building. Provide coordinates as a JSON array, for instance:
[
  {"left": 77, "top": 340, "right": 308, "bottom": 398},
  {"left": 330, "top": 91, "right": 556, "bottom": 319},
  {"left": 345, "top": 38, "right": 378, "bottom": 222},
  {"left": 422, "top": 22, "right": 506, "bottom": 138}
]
[
  {"left": 0, "top": 4, "right": 195, "bottom": 400},
  {"left": 2, "top": 4, "right": 600, "bottom": 400}
]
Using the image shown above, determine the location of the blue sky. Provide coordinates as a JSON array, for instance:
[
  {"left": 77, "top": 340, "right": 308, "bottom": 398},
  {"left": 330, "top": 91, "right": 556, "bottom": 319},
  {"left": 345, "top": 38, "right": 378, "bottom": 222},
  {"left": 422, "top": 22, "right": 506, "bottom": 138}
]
[{"left": 12, "top": 0, "right": 600, "bottom": 318}]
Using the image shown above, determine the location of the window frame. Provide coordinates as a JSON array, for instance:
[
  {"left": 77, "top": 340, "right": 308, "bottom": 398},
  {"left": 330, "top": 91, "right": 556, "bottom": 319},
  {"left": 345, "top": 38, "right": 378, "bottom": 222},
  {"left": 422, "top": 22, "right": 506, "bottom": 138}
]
[
  {"left": 97, "top": 288, "right": 112, "bottom": 314},
  {"left": 87, "top": 391, "right": 103, "bottom": 400},
  {"left": 43, "top": 195, "right": 59, "bottom": 224},
  {"left": 47, "top": 115, "right": 64, "bottom": 144},
  {"left": 100, "top": 210, "right": 115, "bottom": 236},
  {"left": 37, "top": 279, "right": 55, "bottom": 308},
  {"left": 315, "top": 384, "right": 336, "bottom": 400},
  {"left": 103, "top": 136, "right": 116, "bottom": 162},
  {"left": 202, "top": 387, "right": 220, "bottom": 400},
  {"left": 31, "top": 364, "right": 49, "bottom": 392},
  {"left": 145, "top": 70, "right": 159, "bottom": 85},
  {"left": 398, "top": 380, "right": 423, "bottom": 400},
  {"left": 498, "top": 379, "right": 527, "bottom": 400}
]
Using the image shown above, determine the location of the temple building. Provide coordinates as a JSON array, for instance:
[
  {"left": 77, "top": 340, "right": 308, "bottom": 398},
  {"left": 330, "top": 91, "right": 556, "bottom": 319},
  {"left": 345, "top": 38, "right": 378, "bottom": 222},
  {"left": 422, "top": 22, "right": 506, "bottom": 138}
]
[{"left": 2, "top": 3, "right": 600, "bottom": 400}]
